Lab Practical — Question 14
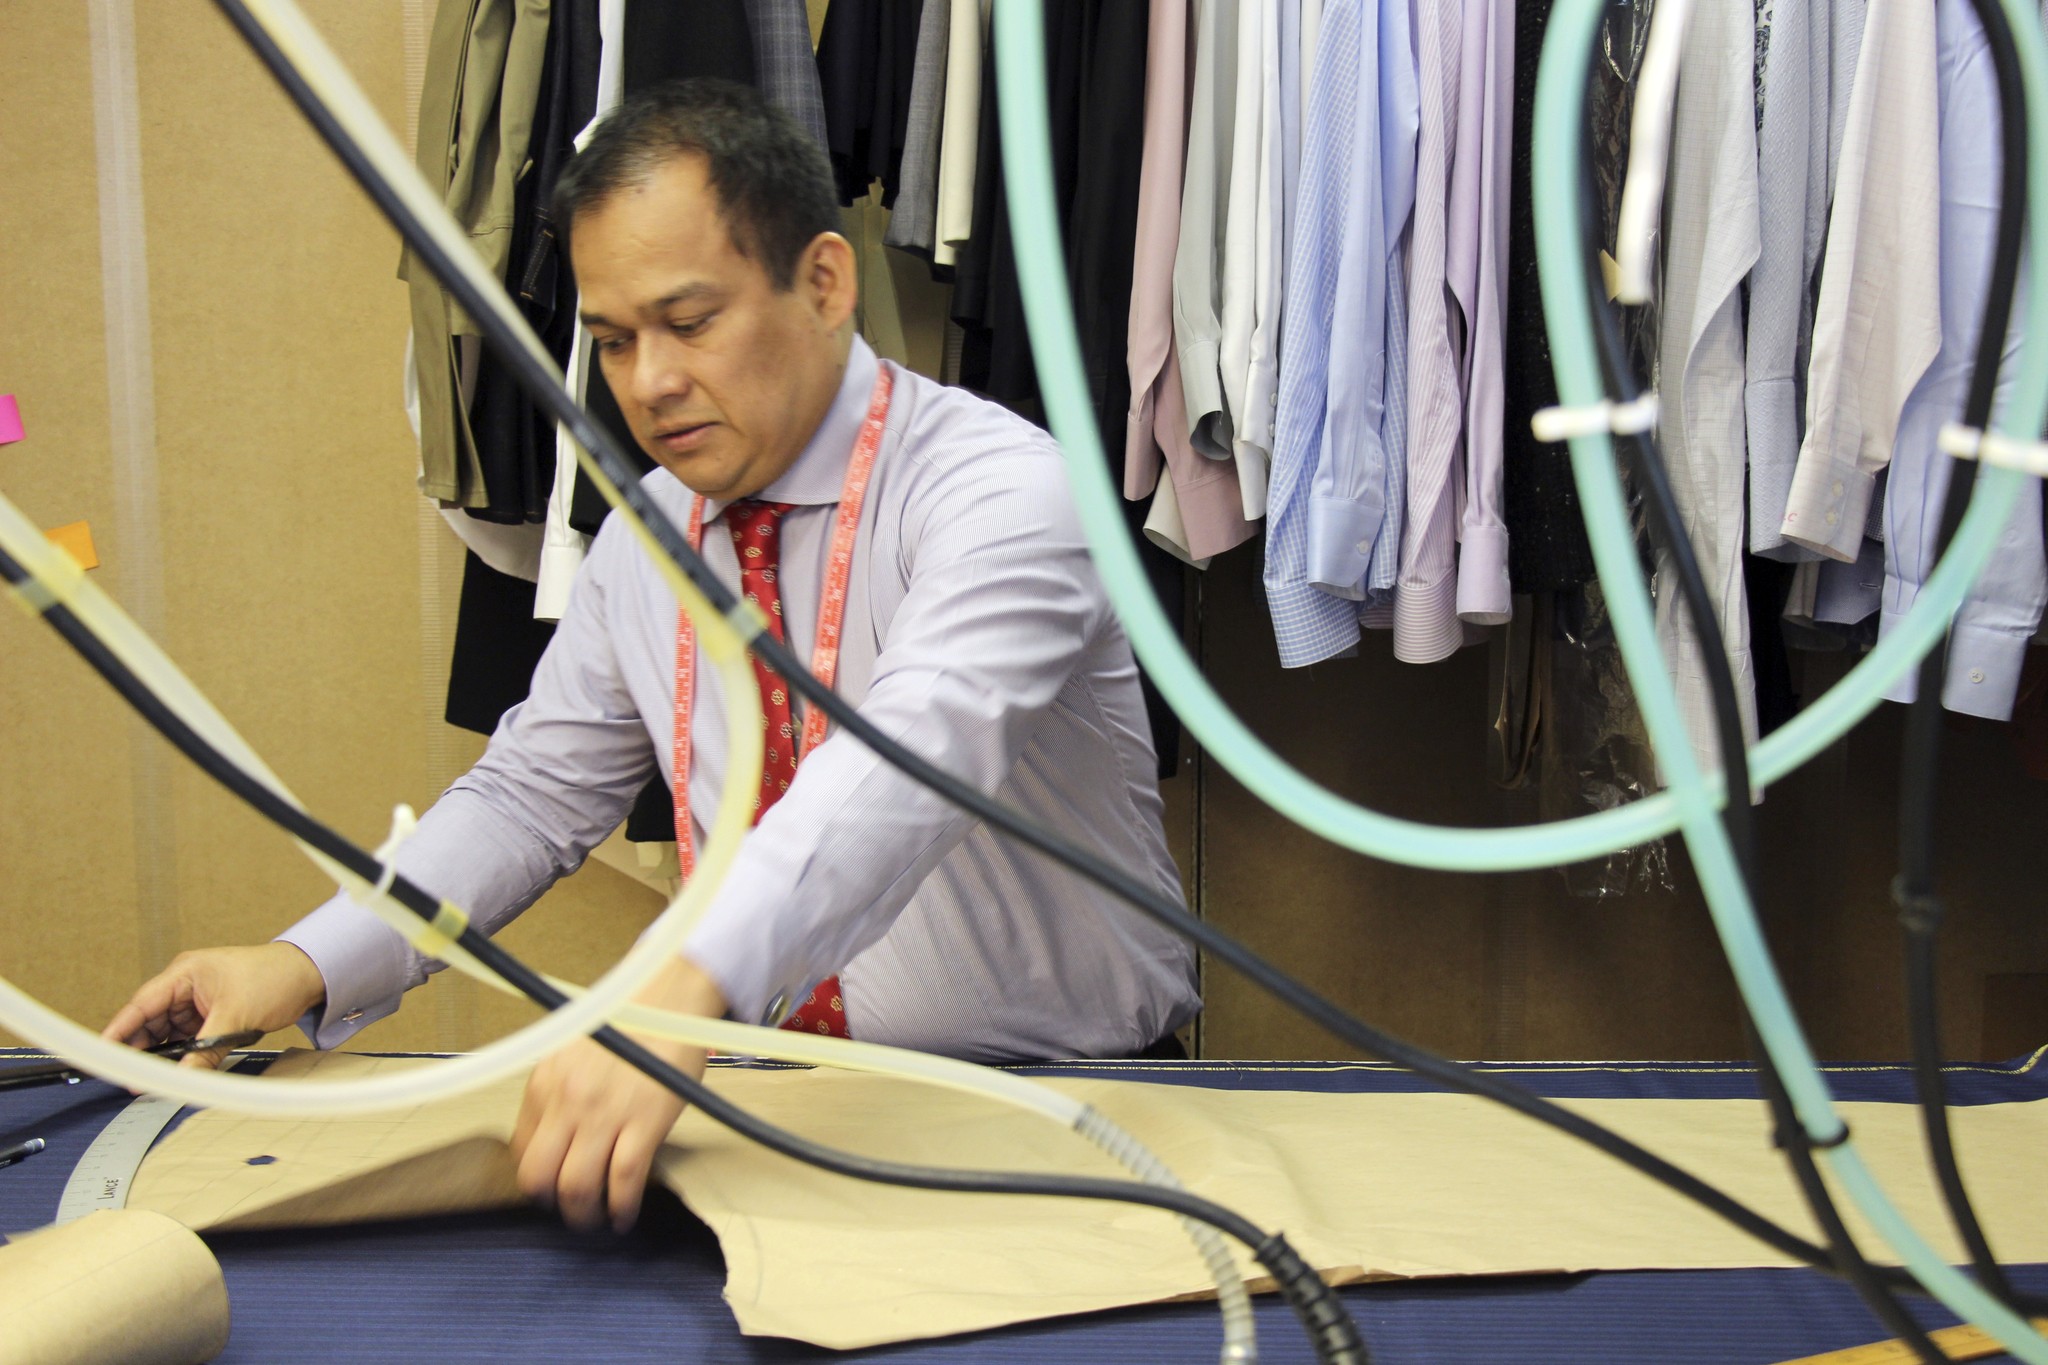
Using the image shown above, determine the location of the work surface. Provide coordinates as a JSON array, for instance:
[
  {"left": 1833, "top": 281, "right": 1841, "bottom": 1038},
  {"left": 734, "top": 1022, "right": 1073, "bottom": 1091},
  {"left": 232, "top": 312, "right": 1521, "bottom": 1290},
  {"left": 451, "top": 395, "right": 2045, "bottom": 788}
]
[{"left": 3, "top": 1048, "right": 2045, "bottom": 1364}]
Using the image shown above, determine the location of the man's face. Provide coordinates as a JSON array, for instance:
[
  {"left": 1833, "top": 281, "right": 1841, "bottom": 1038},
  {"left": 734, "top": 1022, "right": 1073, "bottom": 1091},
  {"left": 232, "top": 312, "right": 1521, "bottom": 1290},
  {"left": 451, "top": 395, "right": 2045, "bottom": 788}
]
[{"left": 572, "top": 155, "right": 850, "bottom": 501}]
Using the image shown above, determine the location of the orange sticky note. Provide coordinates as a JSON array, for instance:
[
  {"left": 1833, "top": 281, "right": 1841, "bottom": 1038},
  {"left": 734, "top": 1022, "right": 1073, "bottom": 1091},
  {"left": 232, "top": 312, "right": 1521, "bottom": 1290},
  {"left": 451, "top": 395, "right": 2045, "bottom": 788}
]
[{"left": 45, "top": 520, "right": 99, "bottom": 570}]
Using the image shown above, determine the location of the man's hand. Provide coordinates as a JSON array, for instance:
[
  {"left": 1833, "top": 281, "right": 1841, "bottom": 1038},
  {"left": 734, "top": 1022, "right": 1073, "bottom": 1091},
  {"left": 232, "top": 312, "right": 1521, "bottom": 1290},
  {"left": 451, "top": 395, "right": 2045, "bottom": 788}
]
[
  {"left": 101, "top": 943, "right": 327, "bottom": 1068},
  {"left": 510, "top": 955, "right": 727, "bottom": 1234}
]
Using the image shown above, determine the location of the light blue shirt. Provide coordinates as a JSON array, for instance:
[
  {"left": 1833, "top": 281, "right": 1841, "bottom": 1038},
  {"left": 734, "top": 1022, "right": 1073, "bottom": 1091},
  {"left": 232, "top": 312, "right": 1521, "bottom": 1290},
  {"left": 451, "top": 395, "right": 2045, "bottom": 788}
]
[
  {"left": 1881, "top": 0, "right": 2044, "bottom": 719},
  {"left": 1264, "top": 0, "right": 1420, "bottom": 666}
]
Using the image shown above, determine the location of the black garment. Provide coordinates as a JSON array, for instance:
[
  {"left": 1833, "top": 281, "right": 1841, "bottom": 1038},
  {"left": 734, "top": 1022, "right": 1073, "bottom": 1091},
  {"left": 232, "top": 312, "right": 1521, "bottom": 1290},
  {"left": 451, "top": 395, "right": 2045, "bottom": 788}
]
[
  {"left": 951, "top": 3, "right": 1087, "bottom": 420},
  {"left": 948, "top": 2, "right": 1183, "bottom": 775},
  {"left": 1501, "top": 0, "right": 1594, "bottom": 592},
  {"left": 815, "top": 0, "right": 924, "bottom": 206},
  {"left": 1502, "top": 0, "right": 1654, "bottom": 592},
  {"left": 1746, "top": 552, "right": 1800, "bottom": 735},
  {"left": 445, "top": 551, "right": 560, "bottom": 736},
  {"left": 466, "top": 0, "right": 603, "bottom": 527},
  {"left": 566, "top": 0, "right": 760, "bottom": 537}
]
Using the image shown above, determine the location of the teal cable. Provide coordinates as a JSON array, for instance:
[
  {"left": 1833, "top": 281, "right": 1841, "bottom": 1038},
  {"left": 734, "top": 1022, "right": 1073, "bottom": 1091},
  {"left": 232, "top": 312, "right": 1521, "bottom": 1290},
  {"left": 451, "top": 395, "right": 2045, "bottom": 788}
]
[
  {"left": 1532, "top": 2, "right": 2048, "bottom": 1359},
  {"left": 988, "top": 4, "right": 2038, "bottom": 875}
]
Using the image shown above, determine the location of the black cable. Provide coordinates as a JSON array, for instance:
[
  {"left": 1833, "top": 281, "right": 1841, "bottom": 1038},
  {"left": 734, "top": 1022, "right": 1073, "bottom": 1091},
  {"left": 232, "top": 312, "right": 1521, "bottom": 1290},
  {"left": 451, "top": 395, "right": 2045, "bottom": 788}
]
[
  {"left": 1576, "top": 121, "right": 1943, "bottom": 1365},
  {"left": 188, "top": 0, "right": 2048, "bottom": 1322},
  {"left": 0, "top": 545, "right": 1365, "bottom": 1365},
  {"left": 1888, "top": 0, "right": 2029, "bottom": 1314}
]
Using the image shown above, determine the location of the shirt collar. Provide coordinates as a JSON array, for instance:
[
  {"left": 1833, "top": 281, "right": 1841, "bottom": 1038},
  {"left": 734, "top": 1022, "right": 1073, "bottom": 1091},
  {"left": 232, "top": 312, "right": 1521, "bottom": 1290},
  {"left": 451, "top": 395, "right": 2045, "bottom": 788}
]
[{"left": 702, "top": 336, "right": 879, "bottom": 523}]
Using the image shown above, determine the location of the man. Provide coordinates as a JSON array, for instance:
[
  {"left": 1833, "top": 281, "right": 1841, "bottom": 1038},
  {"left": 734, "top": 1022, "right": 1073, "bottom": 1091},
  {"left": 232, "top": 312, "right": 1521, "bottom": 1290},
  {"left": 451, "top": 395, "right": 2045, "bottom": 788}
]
[{"left": 101, "top": 80, "right": 1198, "bottom": 1235}]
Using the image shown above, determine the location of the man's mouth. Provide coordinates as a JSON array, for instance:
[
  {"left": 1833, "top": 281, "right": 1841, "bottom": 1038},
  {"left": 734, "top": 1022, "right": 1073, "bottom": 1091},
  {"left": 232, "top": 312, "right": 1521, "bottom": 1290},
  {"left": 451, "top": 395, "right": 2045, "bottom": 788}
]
[{"left": 653, "top": 422, "right": 715, "bottom": 451}]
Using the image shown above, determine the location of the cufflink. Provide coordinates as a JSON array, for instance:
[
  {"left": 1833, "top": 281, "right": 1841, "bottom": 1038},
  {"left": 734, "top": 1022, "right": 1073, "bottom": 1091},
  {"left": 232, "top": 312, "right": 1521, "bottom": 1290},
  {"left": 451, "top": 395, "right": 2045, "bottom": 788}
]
[
  {"left": 760, "top": 994, "right": 787, "bottom": 1027},
  {"left": 340, "top": 1009, "right": 364, "bottom": 1023}
]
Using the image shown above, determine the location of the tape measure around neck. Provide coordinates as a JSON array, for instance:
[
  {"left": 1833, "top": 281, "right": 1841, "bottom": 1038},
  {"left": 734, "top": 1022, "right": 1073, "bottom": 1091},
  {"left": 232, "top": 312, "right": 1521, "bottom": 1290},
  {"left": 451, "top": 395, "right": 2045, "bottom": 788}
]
[{"left": 671, "top": 366, "right": 894, "bottom": 879}]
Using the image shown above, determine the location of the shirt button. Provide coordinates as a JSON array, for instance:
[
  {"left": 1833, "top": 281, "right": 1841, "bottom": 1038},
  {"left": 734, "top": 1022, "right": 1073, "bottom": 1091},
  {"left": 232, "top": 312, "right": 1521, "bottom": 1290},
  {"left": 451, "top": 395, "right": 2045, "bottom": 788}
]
[
  {"left": 1831, "top": 480, "right": 1844, "bottom": 498},
  {"left": 1969, "top": 668, "right": 1986, "bottom": 684},
  {"left": 1356, "top": 540, "right": 1372, "bottom": 555},
  {"left": 1824, "top": 511, "right": 1839, "bottom": 527},
  {"left": 1269, "top": 393, "right": 1278, "bottom": 407}
]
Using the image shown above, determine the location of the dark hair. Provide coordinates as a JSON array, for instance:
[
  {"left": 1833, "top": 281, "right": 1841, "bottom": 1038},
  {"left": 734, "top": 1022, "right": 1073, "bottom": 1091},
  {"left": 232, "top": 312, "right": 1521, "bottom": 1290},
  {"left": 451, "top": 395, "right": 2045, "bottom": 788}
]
[{"left": 551, "top": 78, "right": 841, "bottom": 290}]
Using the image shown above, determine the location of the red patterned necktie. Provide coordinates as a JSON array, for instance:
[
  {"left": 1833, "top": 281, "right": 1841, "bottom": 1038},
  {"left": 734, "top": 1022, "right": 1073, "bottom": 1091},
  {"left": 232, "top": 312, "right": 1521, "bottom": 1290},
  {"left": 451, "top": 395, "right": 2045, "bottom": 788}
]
[{"left": 723, "top": 498, "right": 851, "bottom": 1039}]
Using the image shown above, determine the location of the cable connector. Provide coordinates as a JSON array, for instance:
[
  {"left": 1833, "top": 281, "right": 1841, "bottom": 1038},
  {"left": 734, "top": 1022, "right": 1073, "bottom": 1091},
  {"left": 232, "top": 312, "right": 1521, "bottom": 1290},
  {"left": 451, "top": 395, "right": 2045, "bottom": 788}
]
[
  {"left": 1938, "top": 421, "right": 2048, "bottom": 477},
  {"left": 1530, "top": 393, "right": 1660, "bottom": 444}
]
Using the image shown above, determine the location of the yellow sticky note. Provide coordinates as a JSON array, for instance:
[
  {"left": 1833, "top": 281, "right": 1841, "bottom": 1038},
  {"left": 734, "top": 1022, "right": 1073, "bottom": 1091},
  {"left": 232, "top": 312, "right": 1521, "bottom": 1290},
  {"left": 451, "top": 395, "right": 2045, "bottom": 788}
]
[{"left": 45, "top": 520, "right": 99, "bottom": 571}]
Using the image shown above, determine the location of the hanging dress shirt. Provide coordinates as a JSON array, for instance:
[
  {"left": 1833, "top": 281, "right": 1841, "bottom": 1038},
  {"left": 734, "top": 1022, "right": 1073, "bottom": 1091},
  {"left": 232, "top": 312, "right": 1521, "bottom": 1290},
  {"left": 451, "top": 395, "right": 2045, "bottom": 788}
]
[
  {"left": 1126, "top": 0, "right": 1257, "bottom": 564},
  {"left": 1220, "top": 0, "right": 1283, "bottom": 519},
  {"left": 1778, "top": 0, "right": 1941, "bottom": 562},
  {"left": 1880, "top": 0, "right": 2044, "bottom": 720},
  {"left": 1449, "top": 0, "right": 1513, "bottom": 630},
  {"left": 1173, "top": 0, "right": 1243, "bottom": 460},
  {"left": 1367, "top": 0, "right": 1419, "bottom": 617},
  {"left": 280, "top": 339, "right": 1200, "bottom": 1063},
  {"left": 1397, "top": 0, "right": 1468, "bottom": 663},
  {"left": 1263, "top": 0, "right": 1414, "bottom": 666},
  {"left": 1745, "top": 0, "right": 1838, "bottom": 560},
  {"left": 1653, "top": 0, "right": 1763, "bottom": 774}
]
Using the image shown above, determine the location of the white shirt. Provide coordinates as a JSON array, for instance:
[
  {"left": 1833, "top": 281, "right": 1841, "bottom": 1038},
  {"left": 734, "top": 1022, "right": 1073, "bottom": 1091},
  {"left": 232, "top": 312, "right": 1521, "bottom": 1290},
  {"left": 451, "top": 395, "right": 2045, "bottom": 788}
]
[
  {"left": 1778, "top": 0, "right": 1941, "bottom": 562},
  {"left": 281, "top": 340, "right": 1201, "bottom": 1063},
  {"left": 1652, "top": 0, "right": 1763, "bottom": 776}
]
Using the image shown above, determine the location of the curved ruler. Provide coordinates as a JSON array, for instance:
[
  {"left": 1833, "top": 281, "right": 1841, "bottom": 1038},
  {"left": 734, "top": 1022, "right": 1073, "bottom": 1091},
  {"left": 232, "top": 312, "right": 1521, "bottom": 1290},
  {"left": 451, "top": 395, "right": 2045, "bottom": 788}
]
[{"left": 54, "top": 1094, "right": 183, "bottom": 1224}]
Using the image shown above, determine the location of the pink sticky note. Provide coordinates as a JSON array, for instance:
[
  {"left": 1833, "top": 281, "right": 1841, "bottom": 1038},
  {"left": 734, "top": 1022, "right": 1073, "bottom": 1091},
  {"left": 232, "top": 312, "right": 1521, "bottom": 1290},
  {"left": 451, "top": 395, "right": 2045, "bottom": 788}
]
[{"left": 0, "top": 396, "right": 21, "bottom": 446}]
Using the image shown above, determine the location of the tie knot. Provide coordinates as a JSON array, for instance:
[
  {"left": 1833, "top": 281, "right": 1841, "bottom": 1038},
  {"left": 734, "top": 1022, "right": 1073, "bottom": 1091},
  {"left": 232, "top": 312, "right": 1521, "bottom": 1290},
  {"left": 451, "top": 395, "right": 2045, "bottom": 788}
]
[{"left": 726, "top": 499, "right": 796, "bottom": 569}]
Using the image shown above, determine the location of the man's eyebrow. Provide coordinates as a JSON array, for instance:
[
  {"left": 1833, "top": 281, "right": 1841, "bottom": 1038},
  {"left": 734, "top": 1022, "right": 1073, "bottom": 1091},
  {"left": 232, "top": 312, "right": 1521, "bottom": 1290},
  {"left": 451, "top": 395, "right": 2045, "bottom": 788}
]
[{"left": 579, "top": 283, "right": 722, "bottom": 329}]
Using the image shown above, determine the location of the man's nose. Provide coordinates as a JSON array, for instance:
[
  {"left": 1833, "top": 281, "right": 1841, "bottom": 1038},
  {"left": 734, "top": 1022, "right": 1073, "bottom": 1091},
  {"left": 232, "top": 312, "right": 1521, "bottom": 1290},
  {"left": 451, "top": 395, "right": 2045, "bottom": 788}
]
[{"left": 628, "top": 334, "right": 694, "bottom": 411}]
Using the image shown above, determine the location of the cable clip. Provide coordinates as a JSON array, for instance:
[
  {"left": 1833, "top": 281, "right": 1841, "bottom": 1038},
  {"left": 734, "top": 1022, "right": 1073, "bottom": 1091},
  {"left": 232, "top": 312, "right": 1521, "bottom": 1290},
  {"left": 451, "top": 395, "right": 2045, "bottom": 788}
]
[
  {"left": 1937, "top": 421, "right": 2048, "bottom": 478},
  {"left": 1530, "top": 393, "right": 1660, "bottom": 444},
  {"left": 1773, "top": 1119, "right": 1852, "bottom": 1153}
]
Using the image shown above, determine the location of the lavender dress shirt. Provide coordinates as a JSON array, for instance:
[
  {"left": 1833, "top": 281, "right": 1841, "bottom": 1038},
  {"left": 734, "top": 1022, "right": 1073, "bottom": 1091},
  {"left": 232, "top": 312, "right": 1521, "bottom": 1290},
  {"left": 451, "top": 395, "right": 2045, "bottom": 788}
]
[{"left": 280, "top": 339, "right": 1200, "bottom": 1063}]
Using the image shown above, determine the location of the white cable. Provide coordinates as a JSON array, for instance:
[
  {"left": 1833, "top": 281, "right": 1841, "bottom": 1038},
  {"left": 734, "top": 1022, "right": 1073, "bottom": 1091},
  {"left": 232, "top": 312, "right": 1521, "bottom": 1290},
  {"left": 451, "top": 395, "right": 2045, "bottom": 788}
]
[{"left": 1614, "top": 0, "right": 1693, "bottom": 304}]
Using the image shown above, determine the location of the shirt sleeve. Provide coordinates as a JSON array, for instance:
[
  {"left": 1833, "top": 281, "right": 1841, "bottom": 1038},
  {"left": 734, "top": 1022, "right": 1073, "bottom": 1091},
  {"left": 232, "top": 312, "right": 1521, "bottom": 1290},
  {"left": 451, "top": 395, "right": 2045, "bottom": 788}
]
[
  {"left": 682, "top": 437, "right": 1110, "bottom": 1026},
  {"left": 1779, "top": 0, "right": 1941, "bottom": 563},
  {"left": 275, "top": 523, "right": 657, "bottom": 1047}
]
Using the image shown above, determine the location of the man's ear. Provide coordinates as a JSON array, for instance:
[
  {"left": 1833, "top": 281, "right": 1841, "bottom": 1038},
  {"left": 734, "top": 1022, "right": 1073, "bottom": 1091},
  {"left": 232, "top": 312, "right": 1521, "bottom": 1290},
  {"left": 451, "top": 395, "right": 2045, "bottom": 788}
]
[{"left": 800, "top": 231, "right": 859, "bottom": 334}]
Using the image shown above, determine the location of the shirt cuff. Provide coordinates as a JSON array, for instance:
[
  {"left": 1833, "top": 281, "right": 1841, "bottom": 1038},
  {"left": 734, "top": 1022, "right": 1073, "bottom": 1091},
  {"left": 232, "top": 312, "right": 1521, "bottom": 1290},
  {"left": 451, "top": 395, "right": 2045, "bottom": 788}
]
[
  {"left": 1307, "top": 494, "right": 1386, "bottom": 601},
  {"left": 1879, "top": 607, "right": 2029, "bottom": 719},
  {"left": 1779, "top": 456, "right": 1876, "bottom": 563},
  {"left": 685, "top": 912, "right": 801, "bottom": 1030},
  {"left": 1177, "top": 337, "right": 1229, "bottom": 459},
  {"left": 1455, "top": 521, "right": 1512, "bottom": 625},
  {"left": 275, "top": 893, "right": 420, "bottom": 1049},
  {"left": 1238, "top": 355, "right": 1279, "bottom": 459}
]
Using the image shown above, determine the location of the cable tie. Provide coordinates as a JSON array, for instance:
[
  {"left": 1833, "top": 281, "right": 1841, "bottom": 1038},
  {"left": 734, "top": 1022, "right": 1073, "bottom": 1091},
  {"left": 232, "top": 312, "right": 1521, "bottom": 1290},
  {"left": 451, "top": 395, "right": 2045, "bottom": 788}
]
[
  {"left": 5, "top": 575, "right": 59, "bottom": 619},
  {"left": 360, "top": 803, "right": 417, "bottom": 905},
  {"left": 3, "top": 549, "right": 85, "bottom": 620},
  {"left": 1938, "top": 421, "right": 2048, "bottom": 477},
  {"left": 414, "top": 899, "right": 472, "bottom": 962},
  {"left": 1530, "top": 393, "right": 1660, "bottom": 444}
]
